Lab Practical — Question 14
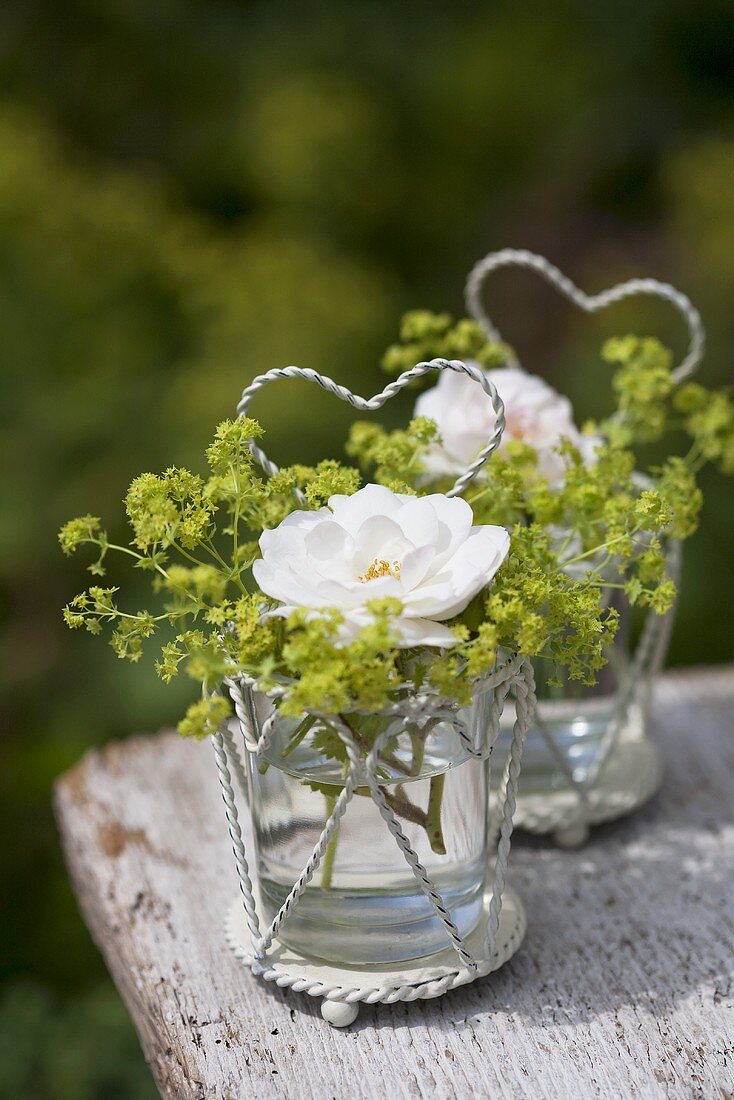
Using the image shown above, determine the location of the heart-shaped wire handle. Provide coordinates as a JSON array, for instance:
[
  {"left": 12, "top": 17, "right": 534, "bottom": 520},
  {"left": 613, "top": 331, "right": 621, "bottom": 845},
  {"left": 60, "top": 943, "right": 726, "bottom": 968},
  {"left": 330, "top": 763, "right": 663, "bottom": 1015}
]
[
  {"left": 237, "top": 357, "right": 505, "bottom": 506},
  {"left": 465, "top": 248, "right": 705, "bottom": 383}
]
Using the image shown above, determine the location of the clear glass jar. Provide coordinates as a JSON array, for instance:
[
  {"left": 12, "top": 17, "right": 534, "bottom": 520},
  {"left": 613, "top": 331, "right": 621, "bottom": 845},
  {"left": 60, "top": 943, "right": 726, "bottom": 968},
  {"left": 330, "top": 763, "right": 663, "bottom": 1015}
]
[
  {"left": 493, "top": 596, "right": 647, "bottom": 794},
  {"left": 245, "top": 689, "right": 493, "bottom": 966}
]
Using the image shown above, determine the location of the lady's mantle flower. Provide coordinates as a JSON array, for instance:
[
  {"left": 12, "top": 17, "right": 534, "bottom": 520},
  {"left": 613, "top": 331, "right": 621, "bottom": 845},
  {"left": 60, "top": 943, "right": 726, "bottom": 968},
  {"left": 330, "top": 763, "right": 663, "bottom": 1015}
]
[
  {"left": 414, "top": 363, "right": 596, "bottom": 484},
  {"left": 252, "top": 484, "right": 509, "bottom": 647}
]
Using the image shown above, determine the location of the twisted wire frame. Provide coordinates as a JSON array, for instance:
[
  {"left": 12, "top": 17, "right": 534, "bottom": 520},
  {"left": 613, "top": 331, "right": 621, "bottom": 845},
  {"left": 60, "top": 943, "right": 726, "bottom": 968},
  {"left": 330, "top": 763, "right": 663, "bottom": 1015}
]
[
  {"left": 466, "top": 249, "right": 699, "bottom": 831},
  {"left": 465, "top": 247, "right": 705, "bottom": 383},
  {"left": 209, "top": 356, "right": 538, "bottom": 1001},
  {"left": 236, "top": 357, "right": 506, "bottom": 503}
]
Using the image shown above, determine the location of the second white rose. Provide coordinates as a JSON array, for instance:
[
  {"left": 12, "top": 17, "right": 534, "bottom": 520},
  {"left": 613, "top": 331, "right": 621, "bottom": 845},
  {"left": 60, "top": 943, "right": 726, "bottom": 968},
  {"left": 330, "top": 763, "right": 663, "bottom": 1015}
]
[{"left": 414, "top": 362, "right": 596, "bottom": 484}]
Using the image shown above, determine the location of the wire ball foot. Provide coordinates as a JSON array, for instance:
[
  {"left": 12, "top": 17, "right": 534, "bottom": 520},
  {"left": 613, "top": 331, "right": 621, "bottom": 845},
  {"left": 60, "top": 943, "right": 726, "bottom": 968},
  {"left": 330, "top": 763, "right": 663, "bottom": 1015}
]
[{"left": 321, "top": 1001, "right": 359, "bottom": 1027}]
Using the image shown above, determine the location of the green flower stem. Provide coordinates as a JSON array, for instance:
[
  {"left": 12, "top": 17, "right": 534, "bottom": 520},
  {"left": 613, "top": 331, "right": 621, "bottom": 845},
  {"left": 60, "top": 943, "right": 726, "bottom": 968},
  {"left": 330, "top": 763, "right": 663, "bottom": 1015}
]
[
  {"left": 169, "top": 536, "right": 247, "bottom": 596},
  {"left": 229, "top": 463, "right": 241, "bottom": 565},
  {"left": 353, "top": 784, "right": 428, "bottom": 829},
  {"left": 465, "top": 481, "right": 497, "bottom": 507},
  {"left": 426, "top": 774, "right": 447, "bottom": 855},
  {"left": 561, "top": 528, "right": 642, "bottom": 569},
  {"left": 321, "top": 793, "right": 339, "bottom": 890},
  {"left": 82, "top": 607, "right": 191, "bottom": 626},
  {"left": 409, "top": 730, "right": 425, "bottom": 777},
  {"left": 204, "top": 541, "right": 249, "bottom": 595},
  {"left": 385, "top": 789, "right": 428, "bottom": 828},
  {"left": 169, "top": 541, "right": 215, "bottom": 570},
  {"left": 103, "top": 541, "right": 170, "bottom": 580}
]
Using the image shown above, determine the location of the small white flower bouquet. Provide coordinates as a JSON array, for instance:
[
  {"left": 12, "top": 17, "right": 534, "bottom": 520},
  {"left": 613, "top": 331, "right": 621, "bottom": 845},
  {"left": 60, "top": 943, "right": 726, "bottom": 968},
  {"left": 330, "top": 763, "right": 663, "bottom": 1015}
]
[{"left": 58, "top": 256, "right": 733, "bottom": 1005}]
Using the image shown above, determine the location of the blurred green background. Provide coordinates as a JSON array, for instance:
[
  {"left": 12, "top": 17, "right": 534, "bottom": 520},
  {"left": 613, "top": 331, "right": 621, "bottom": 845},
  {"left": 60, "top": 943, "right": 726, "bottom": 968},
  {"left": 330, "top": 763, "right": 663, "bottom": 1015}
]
[{"left": 1, "top": 1, "right": 732, "bottom": 1094}]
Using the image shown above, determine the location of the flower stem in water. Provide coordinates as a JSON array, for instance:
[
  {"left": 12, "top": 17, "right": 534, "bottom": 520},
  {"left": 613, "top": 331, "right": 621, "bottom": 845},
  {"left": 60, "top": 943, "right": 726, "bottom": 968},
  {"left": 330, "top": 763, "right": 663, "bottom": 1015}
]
[
  {"left": 426, "top": 774, "right": 447, "bottom": 855},
  {"left": 409, "top": 730, "right": 425, "bottom": 776},
  {"left": 385, "top": 789, "right": 428, "bottom": 828},
  {"left": 321, "top": 793, "right": 339, "bottom": 890}
]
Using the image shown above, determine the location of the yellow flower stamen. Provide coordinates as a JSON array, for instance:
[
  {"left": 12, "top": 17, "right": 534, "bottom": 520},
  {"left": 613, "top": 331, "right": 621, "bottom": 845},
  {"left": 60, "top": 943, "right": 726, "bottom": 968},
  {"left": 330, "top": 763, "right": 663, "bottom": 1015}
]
[{"left": 358, "top": 558, "right": 401, "bottom": 583}]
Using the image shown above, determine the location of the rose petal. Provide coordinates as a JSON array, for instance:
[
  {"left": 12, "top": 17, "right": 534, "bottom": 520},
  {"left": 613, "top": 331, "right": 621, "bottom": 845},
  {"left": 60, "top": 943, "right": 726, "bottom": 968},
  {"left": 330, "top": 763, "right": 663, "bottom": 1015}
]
[
  {"left": 352, "top": 514, "right": 412, "bottom": 573},
  {"left": 328, "top": 484, "right": 409, "bottom": 534},
  {"left": 303, "top": 521, "right": 356, "bottom": 582},
  {"left": 401, "top": 526, "right": 509, "bottom": 618},
  {"left": 339, "top": 608, "right": 458, "bottom": 649},
  {"left": 398, "top": 543, "right": 436, "bottom": 590},
  {"left": 259, "top": 507, "right": 329, "bottom": 555}
]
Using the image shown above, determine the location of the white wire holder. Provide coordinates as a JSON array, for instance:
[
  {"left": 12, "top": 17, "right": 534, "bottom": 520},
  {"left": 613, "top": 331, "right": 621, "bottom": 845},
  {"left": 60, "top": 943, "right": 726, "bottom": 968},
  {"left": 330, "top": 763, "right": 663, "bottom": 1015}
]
[
  {"left": 210, "top": 356, "right": 537, "bottom": 1025},
  {"left": 216, "top": 654, "right": 536, "bottom": 1026},
  {"left": 465, "top": 248, "right": 700, "bottom": 844}
]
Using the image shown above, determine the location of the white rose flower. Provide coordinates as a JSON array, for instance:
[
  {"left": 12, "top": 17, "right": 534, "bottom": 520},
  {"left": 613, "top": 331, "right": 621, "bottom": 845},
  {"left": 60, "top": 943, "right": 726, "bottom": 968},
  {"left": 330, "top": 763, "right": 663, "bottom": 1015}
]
[
  {"left": 414, "top": 361, "right": 596, "bottom": 484},
  {"left": 252, "top": 484, "right": 510, "bottom": 648}
]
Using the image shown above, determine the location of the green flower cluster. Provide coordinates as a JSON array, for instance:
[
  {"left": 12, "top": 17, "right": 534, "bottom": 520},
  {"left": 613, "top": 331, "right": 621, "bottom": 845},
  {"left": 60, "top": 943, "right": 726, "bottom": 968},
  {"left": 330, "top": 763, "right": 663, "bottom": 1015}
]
[
  {"left": 59, "top": 416, "right": 368, "bottom": 737},
  {"left": 381, "top": 310, "right": 509, "bottom": 375},
  {"left": 601, "top": 336, "right": 734, "bottom": 470},
  {"left": 345, "top": 416, "right": 438, "bottom": 492}
]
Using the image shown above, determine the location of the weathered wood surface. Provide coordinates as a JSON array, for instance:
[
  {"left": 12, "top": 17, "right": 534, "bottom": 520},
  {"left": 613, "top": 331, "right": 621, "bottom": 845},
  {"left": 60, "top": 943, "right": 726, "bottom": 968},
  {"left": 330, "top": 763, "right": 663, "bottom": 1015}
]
[{"left": 55, "top": 666, "right": 734, "bottom": 1099}]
